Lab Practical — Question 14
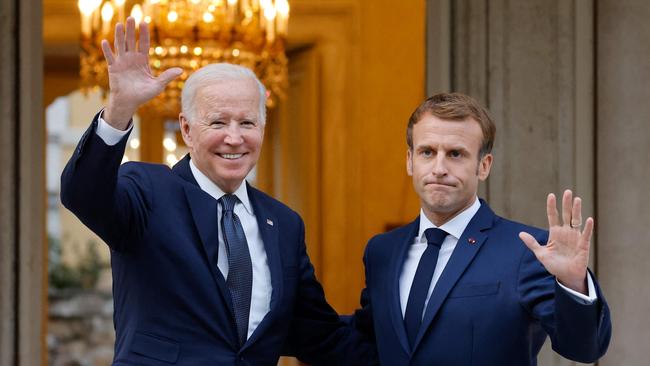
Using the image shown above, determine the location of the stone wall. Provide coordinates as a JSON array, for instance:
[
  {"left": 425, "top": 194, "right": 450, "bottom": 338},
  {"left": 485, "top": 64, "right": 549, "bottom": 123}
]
[{"left": 48, "top": 269, "right": 115, "bottom": 365}]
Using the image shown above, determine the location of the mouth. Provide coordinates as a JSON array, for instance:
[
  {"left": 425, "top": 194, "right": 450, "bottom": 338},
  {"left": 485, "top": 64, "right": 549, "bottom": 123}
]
[
  {"left": 217, "top": 153, "right": 247, "bottom": 160},
  {"left": 426, "top": 182, "right": 455, "bottom": 188}
]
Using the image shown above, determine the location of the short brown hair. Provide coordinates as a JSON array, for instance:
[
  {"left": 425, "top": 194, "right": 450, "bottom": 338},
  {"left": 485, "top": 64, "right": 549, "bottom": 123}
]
[{"left": 407, "top": 93, "right": 496, "bottom": 157}]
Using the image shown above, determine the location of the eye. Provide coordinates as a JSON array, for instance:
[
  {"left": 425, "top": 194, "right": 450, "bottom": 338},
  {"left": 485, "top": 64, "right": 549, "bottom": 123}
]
[
  {"left": 240, "top": 120, "right": 256, "bottom": 128},
  {"left": 449, "top": 150, "right": 462, "bottom": 158},
  {"left": 420, "top": 149, "right": 433, "bottom": 157},
  {"left": 209, "top": 120, "right": 226, "bottom": 128}
]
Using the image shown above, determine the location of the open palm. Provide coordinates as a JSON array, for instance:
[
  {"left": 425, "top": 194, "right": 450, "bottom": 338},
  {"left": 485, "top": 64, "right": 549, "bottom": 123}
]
[
  {"left": 519, "top": 190, "right": 593, "bottom": 294},
  {"left": 101, "top": 17, "right": 182, "bottom": 128}
]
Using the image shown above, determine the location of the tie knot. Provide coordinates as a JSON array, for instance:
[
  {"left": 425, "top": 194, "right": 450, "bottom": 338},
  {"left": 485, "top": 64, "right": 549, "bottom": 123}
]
[
  {"left": 424, "top": 228, "right": 447, "bottom": 248},
  {"left": 219, "top": 194, "right": 239, "bottom": 212}
]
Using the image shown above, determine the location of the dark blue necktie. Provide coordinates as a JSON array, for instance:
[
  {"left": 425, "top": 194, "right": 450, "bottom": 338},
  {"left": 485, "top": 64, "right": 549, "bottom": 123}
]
[
  {"left": 219, "top": 194, "right": 253, "bottom": 346},
  {"left": 404, "top": 227, "right": 448, "bottom": 349}
]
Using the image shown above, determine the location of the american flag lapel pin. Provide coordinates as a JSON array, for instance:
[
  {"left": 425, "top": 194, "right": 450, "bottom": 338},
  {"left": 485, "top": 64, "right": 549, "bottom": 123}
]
[{"left": 267, "top": 219, "right": 274, "bottom": 226}]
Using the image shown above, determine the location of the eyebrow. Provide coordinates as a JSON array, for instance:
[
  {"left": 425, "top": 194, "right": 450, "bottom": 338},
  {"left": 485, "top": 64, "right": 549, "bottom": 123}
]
[
  {"left": 202, "top": 112, "right": 225, "bottom": 121},
  {"left": 202, "top": 112, "right": 258, "bottom": 122},
  {"left": 416, "top": 144, "right": 470, "bottom": 153}
]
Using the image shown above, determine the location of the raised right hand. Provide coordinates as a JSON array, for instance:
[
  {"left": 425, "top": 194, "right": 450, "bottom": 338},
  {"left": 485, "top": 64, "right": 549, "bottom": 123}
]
[{"left": 101, "top": 17, "right": 182, "bottom": 130}]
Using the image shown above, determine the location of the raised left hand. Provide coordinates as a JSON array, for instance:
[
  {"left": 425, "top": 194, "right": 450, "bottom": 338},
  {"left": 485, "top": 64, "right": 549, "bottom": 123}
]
[{"left": 519, "top": 190, "right": 593, "bottom": 294}]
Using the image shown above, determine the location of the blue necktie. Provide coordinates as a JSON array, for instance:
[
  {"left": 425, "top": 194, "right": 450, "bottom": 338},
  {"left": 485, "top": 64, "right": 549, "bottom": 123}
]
[
  {"left": 404, "top": 227, "right": 448, "bottom": 349},
  {"left": 219, "top": 194, "right": 253, "bottom": 346}
]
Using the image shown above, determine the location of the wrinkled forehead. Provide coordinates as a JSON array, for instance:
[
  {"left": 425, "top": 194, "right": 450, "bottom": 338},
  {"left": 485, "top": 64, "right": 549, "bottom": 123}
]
[{"left": 194, "top": 79, "right": 260, "bottom": 120}]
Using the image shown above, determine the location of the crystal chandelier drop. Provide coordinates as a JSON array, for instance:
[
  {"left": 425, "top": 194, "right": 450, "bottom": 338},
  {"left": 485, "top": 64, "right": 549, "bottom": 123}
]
[{"left": 78, "top": 0, "right": 289, "bottom": 120}]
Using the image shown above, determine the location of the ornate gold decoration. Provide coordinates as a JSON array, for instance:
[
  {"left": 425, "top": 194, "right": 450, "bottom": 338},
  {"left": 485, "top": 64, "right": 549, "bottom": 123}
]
[{"left": 78, "top": 0, "right": 289, "bottom": 120}]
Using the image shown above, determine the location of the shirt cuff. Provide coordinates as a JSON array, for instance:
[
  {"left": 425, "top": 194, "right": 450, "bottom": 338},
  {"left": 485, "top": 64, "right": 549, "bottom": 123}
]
[
  {"left": 96, "top": 110, "right": 133, "bottom": 146},
  {"left": 557, "top": 272, "right": 597, "bottom": 305}
]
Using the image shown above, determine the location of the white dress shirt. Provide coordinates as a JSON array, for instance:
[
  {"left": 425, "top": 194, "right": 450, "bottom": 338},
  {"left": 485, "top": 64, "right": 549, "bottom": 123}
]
[
  {"left": 399, "top": 197, "right": 597, "bottom": 319},
  {"left": 96, "top": 115, "right": 272, "bottom": 339}
]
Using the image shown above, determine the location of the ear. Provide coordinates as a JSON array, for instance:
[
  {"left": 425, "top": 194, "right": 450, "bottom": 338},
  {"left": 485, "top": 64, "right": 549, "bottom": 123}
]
[
  {"left": 179, "top": 113, "right": 193, "bottom": 148},
  {"left": 406, "top": 149, "right": 414, "bottom": 176},
  {"left": 478, "top": 153, "right": 493, "bottom": 181}
]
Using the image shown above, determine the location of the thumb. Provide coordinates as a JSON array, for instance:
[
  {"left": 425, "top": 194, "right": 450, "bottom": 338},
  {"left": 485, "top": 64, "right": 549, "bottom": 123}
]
[
  {"left": 157, "top": 67, "right": 183, "bottom": 86},
  {"left": 519, "top": 231, "right": 542, "bottom": 256}
]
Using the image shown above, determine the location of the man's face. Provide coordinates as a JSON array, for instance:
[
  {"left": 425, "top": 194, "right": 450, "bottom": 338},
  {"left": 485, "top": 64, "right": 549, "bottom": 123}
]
[
  {"left": 180, "top": 77, "right": 263, "bottom": 193},
  {"left": 407, "top": 113, "right": 493, "bottom": 226}
]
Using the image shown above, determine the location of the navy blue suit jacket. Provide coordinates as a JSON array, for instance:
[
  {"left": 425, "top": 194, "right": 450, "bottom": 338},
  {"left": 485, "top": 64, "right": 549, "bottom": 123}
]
[
  {"left": 352, "top": 201, "right": 611, "bottom": 365},
  {"left": 61, "top": 115, "right": 370, "bottom": 365}
]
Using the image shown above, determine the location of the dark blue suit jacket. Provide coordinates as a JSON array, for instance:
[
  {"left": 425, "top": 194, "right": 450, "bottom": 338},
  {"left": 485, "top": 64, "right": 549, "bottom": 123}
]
[
  {"left": 61, "top": 115, "right": 370, "bottom": 365},
  {"left": 352, "top": 201, "right": 611, "bottom": 366}
]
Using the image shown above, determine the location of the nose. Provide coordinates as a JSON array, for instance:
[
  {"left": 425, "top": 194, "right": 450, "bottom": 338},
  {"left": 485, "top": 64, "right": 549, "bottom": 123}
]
[
  {"left": 223, "top": 124, "right": 244, "bottom": 145},
  {"left": 431, "top": 154, "right": 448, "bottom": 177}
]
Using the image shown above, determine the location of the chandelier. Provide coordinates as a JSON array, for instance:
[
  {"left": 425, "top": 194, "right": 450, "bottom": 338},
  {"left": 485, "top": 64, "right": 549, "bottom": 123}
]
[{"left": 78, "top": 0, "right": 290, "bottom": 120}]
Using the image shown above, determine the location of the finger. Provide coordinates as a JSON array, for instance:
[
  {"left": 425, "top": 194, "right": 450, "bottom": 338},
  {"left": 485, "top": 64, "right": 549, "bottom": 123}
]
[
  {"left": 114, "top": 22, "right": 125, "bottom": 55},
  {"left": 101, "top": 40, "right": 115, "bottom": 65},
  {"left": 547, "top": 193, "right": 559, "bottom": 227},
  {"left": 138, "top": 20, "right": 150, "bottom": 55},
  {"left": 580, "top": 217, "right": 594, "bottom": 249},
  {"left": 125, "top": 17, "right": 136, "bottom": 52},
  {"left": 157, "top": 67, "right": 184, "bottom": 86},
  {"left": 571, "top": 196, "right": 582, "bottom": 228},
  {"left": 562, "top": 189, "right": 572, "bottom": 226},
  {"left": 519, "top": 232, "right": 543, "bottom": 257}
]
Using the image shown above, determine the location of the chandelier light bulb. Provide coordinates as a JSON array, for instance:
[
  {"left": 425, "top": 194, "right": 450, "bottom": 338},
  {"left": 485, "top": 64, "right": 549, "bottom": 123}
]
[
  {"left": 203, "top": 12, "right": 215, "bottom": 23},
  {"left": 131, "top": 4, "right": 144, "bottom": 24},
  {"left": 101, "top": 3, "right": 114, "bottom": 21},
  {"left": 264, "top": 6, "right": 276, "bottom": 21},
  {"left": 167, "top": 11, "right": 179, "bottom": 23},
  {"left": 276, "top": 0, "right": 290, "bottom": 16},
  {"left": 77, "top": 0, "right": 101, "bottom": 16}
]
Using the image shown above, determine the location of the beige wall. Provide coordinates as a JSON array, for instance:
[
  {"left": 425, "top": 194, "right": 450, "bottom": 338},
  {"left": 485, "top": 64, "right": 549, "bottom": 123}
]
[{"left": 258, "top": 0, "right": 425, "bottom": 313}]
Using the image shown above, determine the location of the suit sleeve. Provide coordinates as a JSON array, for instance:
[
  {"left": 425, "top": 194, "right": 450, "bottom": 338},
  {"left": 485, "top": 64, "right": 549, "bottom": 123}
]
[
  {"left": 347, "top": 241, "right": 376, "bottom": 341},
  {"left": 517, "top": 232, "right": 612, "bottom": 363},
  {"left": 60, "top": 112, "right": 152, "bottom": 251},
  {"left": 282, "top": 219, "right": 377, "bottom": 365}
]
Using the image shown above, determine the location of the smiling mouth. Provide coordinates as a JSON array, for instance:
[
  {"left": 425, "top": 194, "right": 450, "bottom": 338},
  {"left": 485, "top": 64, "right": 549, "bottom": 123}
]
[{"left": 218, "top": 153, "right": 246, "bottom": 160}]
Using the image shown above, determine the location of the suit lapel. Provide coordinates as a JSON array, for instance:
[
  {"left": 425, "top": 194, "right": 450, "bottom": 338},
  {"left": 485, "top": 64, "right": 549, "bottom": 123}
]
[
  {"left": 240, "top": 184, "right": 282, "bottom": 350},
  {"left": 389, "top": 217, "right": 420, "bottom": 356},
  {"left": 412, "top": 202, "right": 495, "bottom": 352},
  {"left": 173, "top": 156, "right": 235, "bottom": 324}
]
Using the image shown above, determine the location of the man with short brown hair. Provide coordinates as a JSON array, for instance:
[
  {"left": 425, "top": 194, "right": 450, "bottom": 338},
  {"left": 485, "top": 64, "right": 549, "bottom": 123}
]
[{"left": 352, "top": 92, "right": 611, "bottom": 365}]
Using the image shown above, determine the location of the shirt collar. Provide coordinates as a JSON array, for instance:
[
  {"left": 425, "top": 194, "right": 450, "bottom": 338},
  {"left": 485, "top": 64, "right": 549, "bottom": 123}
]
[
  {"left": 417, "top": 197, "right": 481, "bottom": 243},
  {"left": 189, "top": 159, "right": 254, "bottom": 215}
]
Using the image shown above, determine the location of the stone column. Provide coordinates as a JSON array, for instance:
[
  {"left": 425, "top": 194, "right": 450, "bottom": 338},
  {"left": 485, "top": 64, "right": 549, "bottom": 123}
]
[
  {"left": 0, "top": 0, "right": 45, "bottom": 364},
  {"left": 597, "top": 1, "right": 650, "bottom": 364},
  {"left": 427, "top": 1, "right": 596, "bottom": 365}
]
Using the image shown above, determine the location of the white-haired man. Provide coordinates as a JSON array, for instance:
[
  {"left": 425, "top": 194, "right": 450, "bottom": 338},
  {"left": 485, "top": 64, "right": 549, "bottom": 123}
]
[{"left": 61, "top": 17, "right": 372, "bottom": 365}]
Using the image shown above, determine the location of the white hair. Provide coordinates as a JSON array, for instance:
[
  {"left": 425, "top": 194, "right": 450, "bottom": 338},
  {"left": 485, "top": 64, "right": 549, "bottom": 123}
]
[{"left": 181, "top": 63, "right": 267, "bottom": 125}]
